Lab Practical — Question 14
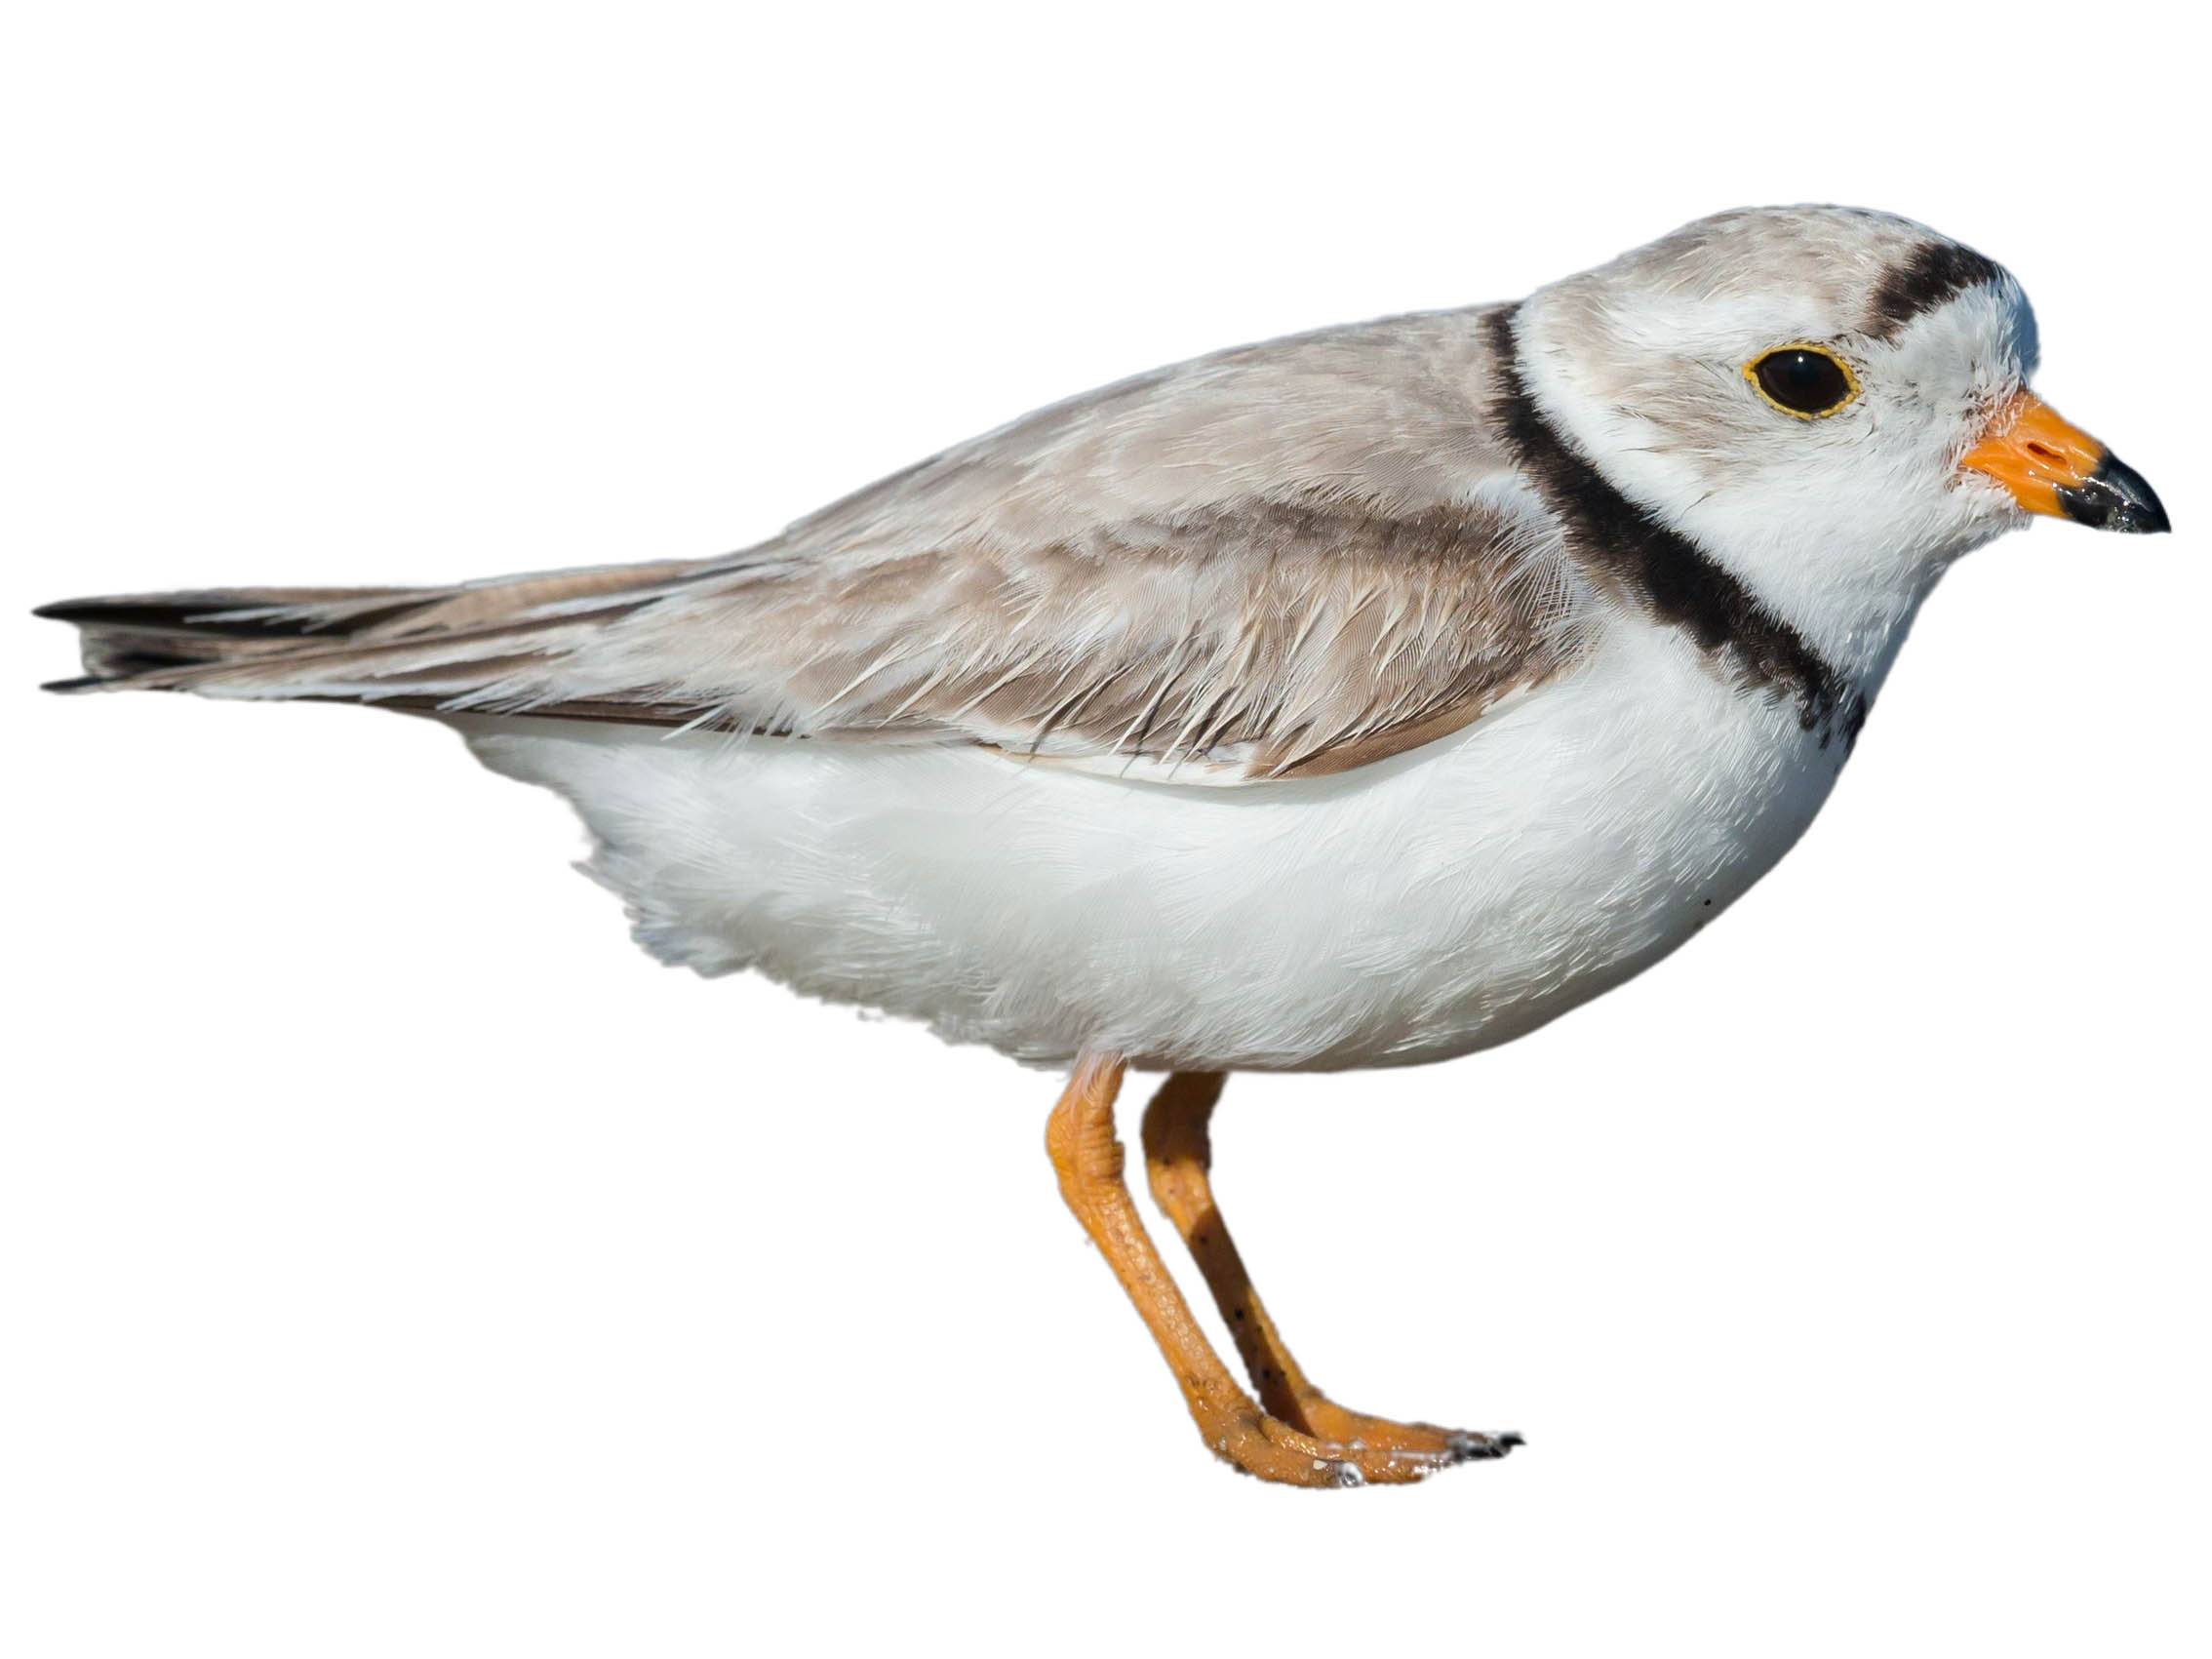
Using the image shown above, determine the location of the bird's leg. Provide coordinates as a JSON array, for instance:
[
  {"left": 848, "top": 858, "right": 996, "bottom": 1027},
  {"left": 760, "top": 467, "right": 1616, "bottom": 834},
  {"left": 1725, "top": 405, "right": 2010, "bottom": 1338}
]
[
  {"left": 1047, "top": 1053, "right": 1461, "bottom": 1486},
  {"left": 1138, "top": 1070, "right": 1518, "bottom": 1465}
]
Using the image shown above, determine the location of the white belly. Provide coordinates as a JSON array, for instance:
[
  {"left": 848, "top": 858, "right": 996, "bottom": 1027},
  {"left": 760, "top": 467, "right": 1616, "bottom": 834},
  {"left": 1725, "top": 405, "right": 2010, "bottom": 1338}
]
[{"left": 454, "top": 616, "right": 1850, "bottom": 1071}]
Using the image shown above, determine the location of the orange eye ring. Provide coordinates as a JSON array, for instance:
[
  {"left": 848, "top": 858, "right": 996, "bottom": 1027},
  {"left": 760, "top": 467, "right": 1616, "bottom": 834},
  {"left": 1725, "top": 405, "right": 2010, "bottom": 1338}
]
[{"left": 1743, "top": 343, "right": 1861, "bottom": 419}]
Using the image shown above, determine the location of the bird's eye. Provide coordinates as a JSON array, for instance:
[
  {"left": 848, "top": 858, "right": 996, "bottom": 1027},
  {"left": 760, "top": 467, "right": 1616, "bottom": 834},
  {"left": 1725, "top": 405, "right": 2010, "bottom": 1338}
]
[{"left": 1744, "top": 345, "right": 1859, "bottom": 418}]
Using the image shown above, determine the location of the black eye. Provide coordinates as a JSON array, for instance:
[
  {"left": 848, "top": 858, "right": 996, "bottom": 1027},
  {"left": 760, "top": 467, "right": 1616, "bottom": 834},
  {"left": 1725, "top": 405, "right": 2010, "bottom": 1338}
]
[{"left": 1748, "top": 346, "right": 1857, "bottom": 417}]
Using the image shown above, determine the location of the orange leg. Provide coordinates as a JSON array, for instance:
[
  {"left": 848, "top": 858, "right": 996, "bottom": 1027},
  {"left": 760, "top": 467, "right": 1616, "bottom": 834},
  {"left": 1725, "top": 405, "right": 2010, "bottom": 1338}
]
[
  {"left": 1047, "top": 1053, "right": 1507, "bottom": 1486},
  {"left": 1139, "top": 1070, "right": 1518, "bottom": 1465}
]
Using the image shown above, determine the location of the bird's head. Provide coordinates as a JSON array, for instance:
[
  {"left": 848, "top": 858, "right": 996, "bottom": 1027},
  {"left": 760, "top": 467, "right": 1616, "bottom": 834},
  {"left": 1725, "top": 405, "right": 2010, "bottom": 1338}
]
[{"left": 1506, "top": 205, "right": 2168, "bottom": 679}]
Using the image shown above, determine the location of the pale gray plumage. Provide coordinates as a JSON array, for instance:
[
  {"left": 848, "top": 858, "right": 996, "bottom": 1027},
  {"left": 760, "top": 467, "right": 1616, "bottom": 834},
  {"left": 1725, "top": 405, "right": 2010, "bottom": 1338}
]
[
  {"left": 50, "top": 306, "right": 1596, "bottom": 780},
  {"left": 34, "top": 204, "right": 2176, "bottom": 1490},
  {"left": 45, "top": 207, "right": 2051, "bottom": 792},
  {"left": 41, "top": 202, "right": 2160, "bottom": 1072}
]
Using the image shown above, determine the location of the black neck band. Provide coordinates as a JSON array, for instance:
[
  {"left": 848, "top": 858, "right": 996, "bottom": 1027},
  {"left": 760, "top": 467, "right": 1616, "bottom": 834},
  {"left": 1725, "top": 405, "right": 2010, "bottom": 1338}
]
[{"left": 1483, "top": 306, "right": 1864, "bottom": 747}]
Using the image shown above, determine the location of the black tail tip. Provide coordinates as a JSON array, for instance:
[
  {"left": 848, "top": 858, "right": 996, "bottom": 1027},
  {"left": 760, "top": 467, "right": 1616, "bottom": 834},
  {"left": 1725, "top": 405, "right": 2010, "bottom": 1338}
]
[{"left": 32, "top": 598, "right": 117, "bottom": 623}]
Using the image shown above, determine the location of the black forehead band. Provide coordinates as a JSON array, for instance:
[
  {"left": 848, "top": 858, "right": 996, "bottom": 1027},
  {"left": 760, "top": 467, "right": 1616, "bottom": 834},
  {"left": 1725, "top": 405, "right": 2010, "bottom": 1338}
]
[{"left": 1863, "top": 241, "right": 2006, "bottom": 340}]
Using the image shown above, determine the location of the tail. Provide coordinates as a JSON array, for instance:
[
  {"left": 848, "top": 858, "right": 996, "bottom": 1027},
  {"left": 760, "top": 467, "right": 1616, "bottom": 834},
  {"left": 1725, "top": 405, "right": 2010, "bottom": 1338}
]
[{"left": 36, "top": 560, "right": 716, "bottom": 722}]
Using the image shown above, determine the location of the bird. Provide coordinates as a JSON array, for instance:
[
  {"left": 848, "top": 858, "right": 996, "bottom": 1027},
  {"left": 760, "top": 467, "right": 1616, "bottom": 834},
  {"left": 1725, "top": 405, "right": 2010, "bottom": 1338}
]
[{"left": 38, "top": 205, "right": 2171, "bottom": 1487}]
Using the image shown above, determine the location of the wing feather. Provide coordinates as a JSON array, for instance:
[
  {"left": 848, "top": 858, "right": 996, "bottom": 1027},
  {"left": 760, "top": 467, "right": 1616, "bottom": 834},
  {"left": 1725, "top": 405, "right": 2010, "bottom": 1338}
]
[{"left": 42, "top": 305, "right": 1598, "bottom": 781}]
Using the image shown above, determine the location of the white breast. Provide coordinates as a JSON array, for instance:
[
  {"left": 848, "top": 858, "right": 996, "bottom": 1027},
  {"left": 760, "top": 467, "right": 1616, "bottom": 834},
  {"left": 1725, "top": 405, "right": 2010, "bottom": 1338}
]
[{"left": 454, "top": 612, "right": 1850, "bottom": 1072}]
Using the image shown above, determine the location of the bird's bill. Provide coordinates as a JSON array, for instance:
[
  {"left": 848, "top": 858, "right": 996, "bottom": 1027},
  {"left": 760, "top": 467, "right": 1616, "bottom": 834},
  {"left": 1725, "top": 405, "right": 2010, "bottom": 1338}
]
[{"left": 1960, "top": 391, "right": 2170, "bottom": 533}]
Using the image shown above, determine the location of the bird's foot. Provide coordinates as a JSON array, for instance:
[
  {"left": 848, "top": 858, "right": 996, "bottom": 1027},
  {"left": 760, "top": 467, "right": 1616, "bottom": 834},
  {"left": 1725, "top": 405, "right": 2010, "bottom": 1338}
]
[
  {"left": 1198, "top": 1404, "right": 1519, "bottom": 1487},
  {"left": 1290, "top": 1393, "right": 1521, "bottom": 1467}
]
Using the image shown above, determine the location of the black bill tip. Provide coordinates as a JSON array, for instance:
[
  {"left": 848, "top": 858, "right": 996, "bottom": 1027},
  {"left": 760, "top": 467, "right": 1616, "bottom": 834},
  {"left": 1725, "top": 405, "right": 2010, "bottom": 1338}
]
[{"left": 2058, "top": 453, "right": 2171, "bottom": 534}]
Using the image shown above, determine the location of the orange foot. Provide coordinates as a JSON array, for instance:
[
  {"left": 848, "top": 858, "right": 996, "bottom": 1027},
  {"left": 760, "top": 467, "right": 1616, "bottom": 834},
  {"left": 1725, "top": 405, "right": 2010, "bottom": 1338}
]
[
  {"left": 1140, "top": 1070, "right": 1518, "bottom": 1481},
  {"left": 1202, "top": 1404, "right": 1518, "bottom": 1486},
  {"left": 1285, "top": 1395, "right": 1521, "bottom": 1467}
]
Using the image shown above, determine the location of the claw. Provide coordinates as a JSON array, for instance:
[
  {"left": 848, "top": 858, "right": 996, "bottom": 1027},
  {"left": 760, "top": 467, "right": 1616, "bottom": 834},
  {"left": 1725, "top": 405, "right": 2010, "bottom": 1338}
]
[{"left": 1445, "top": 1431, "right": 1523, "bottom": 1462}]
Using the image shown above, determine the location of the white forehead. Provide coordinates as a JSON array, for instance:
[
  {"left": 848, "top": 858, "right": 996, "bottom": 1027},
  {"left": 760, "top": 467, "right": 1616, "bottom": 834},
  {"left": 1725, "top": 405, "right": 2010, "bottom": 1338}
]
[{"left": 1880, "top": 277, "right": 2040, "bottom": 387}]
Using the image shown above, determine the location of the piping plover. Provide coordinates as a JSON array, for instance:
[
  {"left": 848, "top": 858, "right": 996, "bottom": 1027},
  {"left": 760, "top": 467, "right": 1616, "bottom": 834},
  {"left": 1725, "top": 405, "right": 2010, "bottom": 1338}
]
[{"left": 39, "top": 206, "right": 2170, "bottom": 1486}]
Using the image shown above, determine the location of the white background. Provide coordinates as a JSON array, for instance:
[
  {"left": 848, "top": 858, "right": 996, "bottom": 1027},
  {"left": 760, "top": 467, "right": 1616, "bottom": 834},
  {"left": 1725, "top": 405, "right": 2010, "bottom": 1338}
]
[{"left": 3, "top": 3, "right": 2203, "bottom": 1654}]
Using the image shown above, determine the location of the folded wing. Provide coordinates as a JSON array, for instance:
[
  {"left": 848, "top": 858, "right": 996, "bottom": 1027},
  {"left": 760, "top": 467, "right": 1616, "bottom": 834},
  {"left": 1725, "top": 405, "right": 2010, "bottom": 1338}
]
[{"left": 42, "top": 308, "right": 1595, "bottom": 782}]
